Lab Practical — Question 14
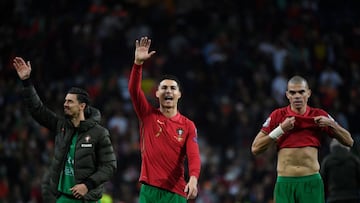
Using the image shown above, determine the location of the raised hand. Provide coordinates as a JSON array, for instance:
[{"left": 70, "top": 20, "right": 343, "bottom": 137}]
[
  {"left": 13, "top": 57, "right": 31, "bottom": 80},
  {"left": 134, "top": 36, "right": 156, "bottom": 65}
]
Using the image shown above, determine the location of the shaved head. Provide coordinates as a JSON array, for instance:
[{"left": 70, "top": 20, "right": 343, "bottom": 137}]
[{"left": 288, "top": 75, "right": 309, "bottom": 89}]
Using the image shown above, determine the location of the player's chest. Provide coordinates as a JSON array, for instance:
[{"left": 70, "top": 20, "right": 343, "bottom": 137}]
[{"left": 146, "top": 117, "right": 187, "bottom": 143}]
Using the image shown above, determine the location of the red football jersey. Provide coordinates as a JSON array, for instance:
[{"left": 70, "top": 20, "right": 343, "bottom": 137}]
[
  {"left": 261, "top": 105, "right": 335, "bottom": 149},
  {"left": 128, "top": 64, "right": 201, "bottom": 197}
]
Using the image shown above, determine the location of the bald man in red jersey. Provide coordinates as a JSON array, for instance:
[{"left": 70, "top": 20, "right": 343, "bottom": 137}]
[
  {"left": 251, "top": 75, "right": 353, "bottom": 203},
  {"left": 128, "top": 36, "right": 201, "bottom": 203}
]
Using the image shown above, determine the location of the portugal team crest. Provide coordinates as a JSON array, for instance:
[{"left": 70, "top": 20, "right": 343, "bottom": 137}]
[
  {"left": 81, "top": 135, "right": 93, "bottom": 148},
  {"left": 175, "top": 128, "right": 184, "bottom": 142},
  {"left": 85, "top": 135, "right": 91, "bottom": 142}
]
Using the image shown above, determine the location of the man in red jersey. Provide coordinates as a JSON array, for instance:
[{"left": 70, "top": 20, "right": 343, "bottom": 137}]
[
  {"left": 128, "top": 36, "right": 201, "bottom": 203},
  {"left": 251, "top": 75, "right": 353, "bottom": 203}
]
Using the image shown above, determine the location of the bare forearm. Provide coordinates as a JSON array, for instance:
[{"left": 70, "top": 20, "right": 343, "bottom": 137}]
[
  {"left": 251, "top": 134, "right": 274, "bottom": 155},
  {"left": 332, "top": 125, "right": 353, "bottom": 147}
]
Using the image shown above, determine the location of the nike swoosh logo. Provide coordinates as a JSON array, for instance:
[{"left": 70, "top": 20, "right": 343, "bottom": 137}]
[{"left": 157, "top": 119, "right": 165, "bottom": 125}]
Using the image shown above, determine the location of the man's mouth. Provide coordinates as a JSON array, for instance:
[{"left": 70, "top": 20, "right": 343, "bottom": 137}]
[{"left": 164, "top": 96, "right": 173, "bottom": 100}]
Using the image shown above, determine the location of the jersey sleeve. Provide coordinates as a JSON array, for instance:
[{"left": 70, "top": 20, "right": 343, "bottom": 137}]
[
  {"left": 186, "top": 121, "right": 201, "bottom": 179},
  {"left": 128, "top": 64, "right": 153, "bottom": 119},
  {"left": 261, "top": 110, "right": 280, "bottom": 135}
]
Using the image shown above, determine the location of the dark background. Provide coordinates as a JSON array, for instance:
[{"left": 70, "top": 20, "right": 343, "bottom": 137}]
[{"left": 1, "top": 0, "right": 360, "bottom": 202}]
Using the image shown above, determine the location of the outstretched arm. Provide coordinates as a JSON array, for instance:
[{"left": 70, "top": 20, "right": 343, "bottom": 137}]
[
  {"left": 13, "top": 56, "right": 59, "bottom": 131},
  {"left": 129, "top": 37, "right": 157, "bottom": 117},
  {"left": 134, "top": 36, "right": 156, "bottom": 65}
]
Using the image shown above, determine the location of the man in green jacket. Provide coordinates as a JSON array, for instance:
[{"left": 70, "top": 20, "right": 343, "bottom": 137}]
[{"left": 13, "top": 57, "right": 117, "bottom": 203}]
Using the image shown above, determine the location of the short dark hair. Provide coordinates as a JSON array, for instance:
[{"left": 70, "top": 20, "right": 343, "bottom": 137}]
[
  {"left": 288, "top": 75, "right": 309, "bottom": 89},
  {"left": 158, "top": 74, "right": 181, "bottom": 91},
  {"left": 67, "top": 87, "right": 90, "bottom": 105}
]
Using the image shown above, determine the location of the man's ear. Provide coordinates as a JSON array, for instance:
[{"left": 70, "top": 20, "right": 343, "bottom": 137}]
[
  {"left": 155, "top": 90, "right": 160, "bottom": 98},
  {"left": 80, "top": 103, "right": 87, "bottom": 111}
]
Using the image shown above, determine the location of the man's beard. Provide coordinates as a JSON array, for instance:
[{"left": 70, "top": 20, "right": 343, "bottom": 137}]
[{"left": 64, "top": 110, "right": 74, "bottom": 119}]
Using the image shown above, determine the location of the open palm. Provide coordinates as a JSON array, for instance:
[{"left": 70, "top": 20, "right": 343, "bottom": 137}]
[
  {"left": 13, "top": 57, "right": 31, "bottom": 80},
  {"left": 134, "top": 37, "right": 156, "bottom": 64}
]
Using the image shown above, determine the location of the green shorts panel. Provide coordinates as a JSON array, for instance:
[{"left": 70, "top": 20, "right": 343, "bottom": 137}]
[
  {"left": 139, "top": 184, "right": 186, "bottom": 203},
  {"left": 274, "top": 173, "right": 324, "bottom": 203}
]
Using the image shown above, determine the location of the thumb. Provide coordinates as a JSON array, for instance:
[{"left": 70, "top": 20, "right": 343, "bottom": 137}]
[
  {"left": 149, "top": 51, "right": 156, "bottom": 57},
  {"left": 184, "top": 184, "right": 189, "bottom": 193}
]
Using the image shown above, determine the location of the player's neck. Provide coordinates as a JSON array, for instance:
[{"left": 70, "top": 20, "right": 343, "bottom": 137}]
[
  {"left": 160, "top": 107, "right": 177, "bottom": 118},
  {"left": 291, "top": 107, "right": 307, "bottom": 115},
  {"left": 71, "top": 113, "right": 85, "bottom": 127}
]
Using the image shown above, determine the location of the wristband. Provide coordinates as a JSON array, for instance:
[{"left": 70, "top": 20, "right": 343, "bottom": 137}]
[{"left": 268, "top": 125, "right": 284, "bottom": 140}]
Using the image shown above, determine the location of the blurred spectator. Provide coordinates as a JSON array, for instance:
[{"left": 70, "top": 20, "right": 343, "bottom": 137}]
[
  {"left": 318, "top": 65, "right": 343, "bottom": 109},
  {"left": 321, "top": 139, "right": 360, "bottom": 203},
  {"left": 1, "top": 0, "right": 360, "bottom": 202},
  {"left": 271, "top": 71, "right": 288, "bottom": 106}
]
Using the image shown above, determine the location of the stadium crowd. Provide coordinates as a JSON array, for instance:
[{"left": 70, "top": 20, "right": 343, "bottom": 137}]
[{"left": 0, "top": 0, "right": 360, "bottom": 202}]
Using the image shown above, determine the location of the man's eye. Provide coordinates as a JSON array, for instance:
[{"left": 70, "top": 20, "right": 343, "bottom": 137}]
[{"left": 289, "top": 90, "right": 305, "bottom": 95}]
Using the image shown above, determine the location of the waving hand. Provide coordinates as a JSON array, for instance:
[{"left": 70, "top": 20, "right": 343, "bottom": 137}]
[
  {"left": 134, "top": 36, "right": 156, "bottom": 65},
  {"left": 13, "top": 57, "right": 31, "bottom": 80}
]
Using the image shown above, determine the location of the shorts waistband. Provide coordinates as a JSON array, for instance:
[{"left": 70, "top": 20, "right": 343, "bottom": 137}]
[{"left": 277, "top": 173, "right": 322, "bottom": 183}]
